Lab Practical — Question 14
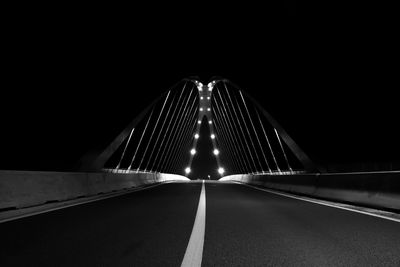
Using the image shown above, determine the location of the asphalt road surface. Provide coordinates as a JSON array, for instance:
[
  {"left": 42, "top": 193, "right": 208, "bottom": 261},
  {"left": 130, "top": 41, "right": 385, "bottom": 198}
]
[{"left": 1, "top": 181, "right": 399, "bottom": 266}]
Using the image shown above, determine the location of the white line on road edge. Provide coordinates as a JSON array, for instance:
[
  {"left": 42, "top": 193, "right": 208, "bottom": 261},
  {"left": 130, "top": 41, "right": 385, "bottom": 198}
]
[
  {"left": 234, "top": 182, "right": 400, "bottom": 223},
  {"left": 181, "top": 180, "right": 206, "bottom": 267},
  {"left": 0, "top": 181, "right": 176, "bottom": 224}
]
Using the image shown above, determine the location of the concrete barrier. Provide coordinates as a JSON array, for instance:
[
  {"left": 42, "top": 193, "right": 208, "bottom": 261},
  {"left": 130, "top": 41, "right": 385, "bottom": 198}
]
[
  {"left": 0, "top": 170, "right": 189, "bottom": 210},
  {"left": 220, "top": 171, "right": 400, "bottom": 212}
]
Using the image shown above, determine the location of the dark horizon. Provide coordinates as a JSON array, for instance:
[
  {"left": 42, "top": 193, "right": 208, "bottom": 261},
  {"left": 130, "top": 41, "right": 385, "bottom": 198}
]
[{"left": 1, "top": 1, "right": 398, "bottom": 173}]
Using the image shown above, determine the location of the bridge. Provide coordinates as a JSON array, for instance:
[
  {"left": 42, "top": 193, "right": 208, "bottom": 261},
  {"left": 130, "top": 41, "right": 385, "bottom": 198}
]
[{"left": 1, "top": 78, "right": 399, "bottom": 266}]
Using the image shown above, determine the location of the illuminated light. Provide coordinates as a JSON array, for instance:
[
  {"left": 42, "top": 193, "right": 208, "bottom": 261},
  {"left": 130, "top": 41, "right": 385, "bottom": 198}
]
[
  {"left": 207, "top": 108, "right": 211, "bottom": 111},
  {"left": 190, "top": 148, "right": 196, "bottom": 155},
  {"left": 185, "top": 167, "right": 191, "bottom": 174},
  {"left": 198, "top": 120, "right": 201, "bottom": 124},
  {"left": 197, "top": 81, "right": 203, "bottom": 91},
  {"left": 200, "top": 108, "right": 203, "bottom": 111},
  {"left": 213, "top": 149, "right": 220, "bottom": 155},
  {"left": 194, "top": 133, "right": 199, "bottom": 139},
  {"left": 208, "top": 120, "right": 212, "bottom": 124},
  {"left": 218, "top": 167, "right": 225, "bottom": 175},
  {"left": 210, "top": 134, "right": 215, "bottom": 139},
  {"left": 207, "top": 97, "right": 210, "bottom": 100},
  {"left": 207, "top": 82, "right": 213, "bottom": 91},
  {"left": 200, "top": 96, "right": 204, "bottom": 100}
]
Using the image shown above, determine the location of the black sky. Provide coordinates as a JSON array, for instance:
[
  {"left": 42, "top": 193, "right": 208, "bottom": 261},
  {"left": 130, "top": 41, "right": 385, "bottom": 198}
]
[{"left": 1, "top": 2, "right": 398, "bottom": 171}]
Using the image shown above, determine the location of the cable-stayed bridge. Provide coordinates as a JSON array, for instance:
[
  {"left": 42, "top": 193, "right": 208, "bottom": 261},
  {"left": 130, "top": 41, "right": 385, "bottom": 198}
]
[
  {"left": 84, "top": 78, "right": 319, "bottom": 176},
  {"left": 0, "top": 78, "right": 399, "bottom": 266}
]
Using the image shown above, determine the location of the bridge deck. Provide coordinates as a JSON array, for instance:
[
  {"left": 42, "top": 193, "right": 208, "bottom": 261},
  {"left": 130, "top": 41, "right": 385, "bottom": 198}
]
[{"left": 1, "top": 181, "right": 399, "bottom": 266}]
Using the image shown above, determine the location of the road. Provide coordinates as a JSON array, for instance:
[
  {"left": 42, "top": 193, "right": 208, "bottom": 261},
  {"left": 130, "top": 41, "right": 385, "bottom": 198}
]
[{"left": 1, "top": 181, "right": 399, "bottom": 266}]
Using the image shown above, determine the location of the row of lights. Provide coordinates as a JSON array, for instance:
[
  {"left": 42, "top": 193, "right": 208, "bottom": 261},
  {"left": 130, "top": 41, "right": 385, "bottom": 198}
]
[
  {"left": 193, "top": 133, "right": 215, "bottom": 139},
  {"left": 188, "top": 148, "right": 219, "bottom": 156},
  {"left": 200, "top": 96, "right": 211, "bottom": 100},
  {"left": 198, "top": 120, "right": 212, "bottom": 124},
  {"left": 191, "top": 134, "right": 216, "bottom": 156},
  {"left": 185, "top": 167, "right": 225, "bottom": 175},
  {"left": 199, "top": 108, "right": 211, "bottom": 112}
]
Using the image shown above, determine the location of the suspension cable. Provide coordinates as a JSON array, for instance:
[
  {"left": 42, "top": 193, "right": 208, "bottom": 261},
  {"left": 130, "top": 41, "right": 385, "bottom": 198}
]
[
  {"left": 274, "top": 128, "right": 292, "bottom": 172},
  {"left": 151, "top": 86, "right": 187, "bottom": 171},
  {"left": 168, "top": 97, "right": 197, "bottom": 173},
  {"left": 239, "top": 90, "right": 271, "bottom": 173},
  {"left": 158, "top": 88, "right": 195, "bottom": 171},
  {"left": 256, "top": 108, "right": 281, "bottom": 172},
  {"left": 213, "top": 92, "right": 251, "bottom": 173},
  {"left": 232, "top": 90, "right": 263, "bottom": 171},
  {"left": 116, "top": 128, "right": 135, "bottom": 169},
  {"left": 213, "top": 93, "right": 250, "bottom": 173},
  {"left": 164, "top": 93, "right": 197, "bottom": 172},
  {"left": 173, "top": 111, "right": 198, "bottom": 173},
  {"left": 212, "top": 108, "right": 245, "bottom": 173},
  {"left": 137, "top": 91, "right": 171, "bottom": 171},
  {"left": 219, "top": 84, "right": 257, "bottom": 172},
  {"left": 215, "top": 107, "right": 248, "bottom": 173},
  {"left": 144, "top": 94, "right": 177, "bottom": 171},
  {"left": 212, "top": 117, "right": 242, "bottom": 173},
  {"left": 164, "top": 92, "right": 198, "bottom": 172},
  {"left": 213, "top": 119, "right": 238, "bottom": 173},
  {"left": 128, "top": 107, "right": 155, "bottom": 170},
  {"left": 155, "top": 88, "right": 192, "bottom": 171}
]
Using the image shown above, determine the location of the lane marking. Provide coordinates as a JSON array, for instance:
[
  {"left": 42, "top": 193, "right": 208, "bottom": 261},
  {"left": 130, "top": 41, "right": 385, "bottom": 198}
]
[
  {"left": 0, "top": 181, "right": 176, "bottom": 224},
  {"left": 181, "top": 180, "right": 206, "bottom": 267},
  {"left": 233, "top": 182, "right": 400, "bottom": 223}
]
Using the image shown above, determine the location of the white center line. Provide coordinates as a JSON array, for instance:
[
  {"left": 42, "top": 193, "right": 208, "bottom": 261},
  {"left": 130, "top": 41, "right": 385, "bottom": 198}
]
[{"left": 181, "top": 180, "right": 206, "bottom": 267}]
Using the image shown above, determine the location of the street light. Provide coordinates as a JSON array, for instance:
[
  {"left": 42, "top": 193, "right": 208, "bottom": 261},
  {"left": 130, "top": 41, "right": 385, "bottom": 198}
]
[
  {"left": 213, "top": 149, "right": 220, "bottom": 156},
  {"left": 211, "top": 134, "right": 215, "bottom": 139},
  {"left": 190, "top": 148, "right": 196, "bottom": 155},
  {"left": 218, "top": 167, "right": 225, "bottom": 175},
  {"left": 194, "top": 133, "right": 199, "bottom": 139},
  {"left": 185, "top": 167, "right": 191, "bottom": 174}
]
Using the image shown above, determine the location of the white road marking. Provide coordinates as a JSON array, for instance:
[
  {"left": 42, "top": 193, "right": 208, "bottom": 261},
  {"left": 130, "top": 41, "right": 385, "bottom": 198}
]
[
  {"left": 181, "top": 180, "right": 206, "bottom": 267},
  {"left": 0, "top": 181, "right": 175, "bottom": 224},
  {"left": 233, "top": 182, "right": 400, "bottom": 223}
]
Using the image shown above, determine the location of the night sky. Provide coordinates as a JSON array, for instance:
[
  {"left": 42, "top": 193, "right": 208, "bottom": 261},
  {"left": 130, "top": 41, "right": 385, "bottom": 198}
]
[{"left": 1, "top": 2, "right": 398, "bottom": 172}]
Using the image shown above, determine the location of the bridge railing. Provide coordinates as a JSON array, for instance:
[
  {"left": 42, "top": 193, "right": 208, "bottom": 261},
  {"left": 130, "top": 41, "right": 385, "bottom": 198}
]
[{"left": 0, "top": 170, "right": 189, "bottom": 211}]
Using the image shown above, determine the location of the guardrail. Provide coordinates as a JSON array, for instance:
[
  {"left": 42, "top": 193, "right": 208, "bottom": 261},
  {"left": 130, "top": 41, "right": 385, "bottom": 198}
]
[
  {"left": 0, "top": 170, "right": 189, "bottom": 210},
  {"left": 220, "top": 171, "right": 400, "bottom": 212}
]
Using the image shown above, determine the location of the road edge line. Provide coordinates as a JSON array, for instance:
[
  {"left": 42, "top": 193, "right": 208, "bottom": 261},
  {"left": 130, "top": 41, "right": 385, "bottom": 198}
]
[{"left": 232, "top": 182, "right": 400, "bottom": 223}]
